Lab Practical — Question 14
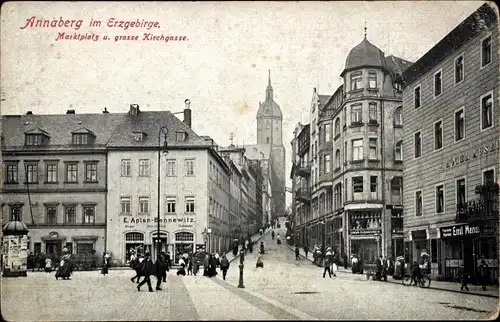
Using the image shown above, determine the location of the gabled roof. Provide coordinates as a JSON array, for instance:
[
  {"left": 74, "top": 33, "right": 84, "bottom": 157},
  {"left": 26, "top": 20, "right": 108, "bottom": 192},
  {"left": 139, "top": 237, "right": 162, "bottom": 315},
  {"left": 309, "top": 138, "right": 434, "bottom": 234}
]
[
  {"left": 71, "top": 127, "right": 95, "bottom": 135},
  {"left": 384, "top": 55, "right": 413, "bottom": 76},
  {"left": 318, "top": 95, "right": 331, "bottom": 108},
  {"left": 24, "top": 127, "right": 50, "bottom": 136}
]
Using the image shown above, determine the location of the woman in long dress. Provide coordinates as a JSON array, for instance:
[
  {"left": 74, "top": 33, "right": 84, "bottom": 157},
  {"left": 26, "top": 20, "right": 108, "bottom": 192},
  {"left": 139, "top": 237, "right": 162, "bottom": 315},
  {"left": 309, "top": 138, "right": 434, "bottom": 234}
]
[
  {"left": 55, "top": 248, "right": 73, "bottom": 280},
  {"left": 206, "top": 254, "right": 217, "bottom": 277}
]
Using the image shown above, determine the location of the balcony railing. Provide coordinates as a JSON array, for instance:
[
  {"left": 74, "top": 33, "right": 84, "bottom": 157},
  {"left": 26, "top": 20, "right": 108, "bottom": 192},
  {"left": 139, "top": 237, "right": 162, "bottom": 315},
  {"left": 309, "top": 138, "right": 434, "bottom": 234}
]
[
  {"left": 296, "top": 188, "right": 311, "bottom": 204},
  {"left": 295, "top": 162, "right": 311, "bottom": 177},
  {"left": 456, "top": 199, "right": 499, "bottom": 223}
]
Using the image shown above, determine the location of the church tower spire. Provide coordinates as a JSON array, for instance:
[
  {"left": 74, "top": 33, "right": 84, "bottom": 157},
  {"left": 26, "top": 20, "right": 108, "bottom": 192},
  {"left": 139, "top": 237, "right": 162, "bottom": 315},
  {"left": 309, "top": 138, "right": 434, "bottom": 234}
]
[{"left": 266, "top": 69, "right": 273, "bottom": 100}]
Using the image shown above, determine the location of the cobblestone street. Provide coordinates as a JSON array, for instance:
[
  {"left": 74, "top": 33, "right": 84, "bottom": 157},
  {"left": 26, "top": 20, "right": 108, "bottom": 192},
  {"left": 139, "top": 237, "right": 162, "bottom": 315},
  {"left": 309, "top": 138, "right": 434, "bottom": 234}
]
[{"left": 2, "top": 228, "right": 498, "bottom": 321}]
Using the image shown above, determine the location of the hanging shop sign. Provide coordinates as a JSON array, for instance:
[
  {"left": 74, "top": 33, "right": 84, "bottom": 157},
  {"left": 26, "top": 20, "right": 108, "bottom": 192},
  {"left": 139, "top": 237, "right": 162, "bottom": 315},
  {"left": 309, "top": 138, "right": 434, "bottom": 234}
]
[
  {"left": 445, "top": 140, "right": 499, "bottom": 169},
  {"left": 440, "top": 224, "right": 480, "bottom": 238}
]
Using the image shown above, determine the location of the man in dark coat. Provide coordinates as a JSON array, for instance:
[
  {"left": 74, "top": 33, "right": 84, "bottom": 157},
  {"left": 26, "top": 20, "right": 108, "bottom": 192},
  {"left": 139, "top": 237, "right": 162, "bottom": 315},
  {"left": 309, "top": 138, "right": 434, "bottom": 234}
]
[
  {"left": 137, "top": 253, "right": 154, "bottom": 292},
  {"left": 295, "top": 246, "right": 300, "bottom": 260},
  {"left": 206, "top": 254, "right": 217, "bottom": 277},
  {"left": 161, "top": 252, "right": 170, "bottom": 282},
  {"left": 154, "top": 254, "right": 168, "bottom": 290}
]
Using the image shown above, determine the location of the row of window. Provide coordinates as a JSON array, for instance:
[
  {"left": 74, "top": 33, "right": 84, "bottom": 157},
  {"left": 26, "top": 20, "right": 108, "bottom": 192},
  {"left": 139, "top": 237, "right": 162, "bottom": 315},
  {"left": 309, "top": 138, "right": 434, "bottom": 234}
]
[
  {"left": 8, "top": 204, "right": 96, "bottom": 224},
  {"left": 4, "top": 161, "right": 98, "bottom": 184},
  {"left": 413, "top": 34, "right": 492, "bottom": 108},
  {"left": 119, "top": 158, "right": 195, "bottom": 177},
  {"left": 209, "top": 160, "right": 230, "bottom": 191},
  {"left": 24, "top": 132, "right": 96, "bottom": 147},
  {"left": 349, "top": 70, "right": 379, "bottom": 92},
  {"left": 318, "top": 105, "right": 403, "bottom": 146},
  {"left": 120, "top": 196, "right": 195, "bottom": 215},
  {"left": 413, "top": 91, "right": 493, "bottom": 159},
  {"left": 414, "top": 168, "right": 495, "bottom": 216},
  {"left": 209, "top": 197, "right": 229, "bottom": 224}
]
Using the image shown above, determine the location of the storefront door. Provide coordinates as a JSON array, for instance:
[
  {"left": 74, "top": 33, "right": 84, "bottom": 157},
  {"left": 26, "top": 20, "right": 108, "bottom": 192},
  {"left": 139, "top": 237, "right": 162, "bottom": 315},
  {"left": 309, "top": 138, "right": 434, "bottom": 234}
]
[
  {"left": 46, "top": 241, "right": 62, "bottom": 257},
  {"left": 152, "top": 238, "right": 167, "bottom": 261}
]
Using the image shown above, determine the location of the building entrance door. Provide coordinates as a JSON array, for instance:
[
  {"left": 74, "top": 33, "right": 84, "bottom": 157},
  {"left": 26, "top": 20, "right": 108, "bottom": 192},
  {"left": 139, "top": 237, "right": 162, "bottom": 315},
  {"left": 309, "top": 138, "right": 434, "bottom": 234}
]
[
  {"left": 152, "top": 238, "right": 167, "bottom": 262},
  {"left": 46, "top": 241, "right": 62, "bottom": 258}
]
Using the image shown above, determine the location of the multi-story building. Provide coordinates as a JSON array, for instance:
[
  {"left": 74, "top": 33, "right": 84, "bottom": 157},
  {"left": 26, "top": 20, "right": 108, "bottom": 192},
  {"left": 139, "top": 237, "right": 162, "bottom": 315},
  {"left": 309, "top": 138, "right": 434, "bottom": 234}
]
[
  {"left": 106, "top": 102, "right": 231, "bottom": 264},
  {"left": 292, "top": 34, "right": 412, "bottom": 264},
  {"left": 291, "top": 122, "right": 311, "bottom": 246},
  {"left": 402, "top": 3, "right": 498, "bottom": 283},
  {"left": 225, "top": 156, "right": 243, "bottom": 240},
  {"left": 1, "top": 109, "right": 122, "bottom": 259}
]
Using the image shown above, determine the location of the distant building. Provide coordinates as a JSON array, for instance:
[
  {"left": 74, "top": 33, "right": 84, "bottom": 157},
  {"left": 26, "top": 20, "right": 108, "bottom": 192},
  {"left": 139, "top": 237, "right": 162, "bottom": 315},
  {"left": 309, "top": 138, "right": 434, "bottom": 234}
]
[{"left": 401, "top": 3, "right": 498, "bottom": 283}]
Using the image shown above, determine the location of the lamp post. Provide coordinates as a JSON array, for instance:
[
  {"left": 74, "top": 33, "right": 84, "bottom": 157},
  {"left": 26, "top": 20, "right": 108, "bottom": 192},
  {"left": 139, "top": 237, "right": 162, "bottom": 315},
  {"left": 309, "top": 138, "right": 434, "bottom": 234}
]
[
  {"left": 237, "top": 249, "right": 245, "bottom": 288},
  {"left": 157, "top": 126, "right": 168, "bottom": 261}
]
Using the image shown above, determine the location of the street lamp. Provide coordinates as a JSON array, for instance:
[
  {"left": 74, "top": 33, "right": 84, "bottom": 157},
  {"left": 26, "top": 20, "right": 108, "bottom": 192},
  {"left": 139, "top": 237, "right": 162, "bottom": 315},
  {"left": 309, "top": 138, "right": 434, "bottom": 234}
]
[{"left": 157, "top": 126, "right": 168, "bottom": 261}]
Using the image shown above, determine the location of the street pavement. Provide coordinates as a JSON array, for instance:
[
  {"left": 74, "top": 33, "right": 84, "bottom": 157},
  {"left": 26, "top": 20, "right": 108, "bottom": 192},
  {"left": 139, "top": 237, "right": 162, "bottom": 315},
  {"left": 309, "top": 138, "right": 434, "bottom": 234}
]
[
  {"left": 2, "top": 225, "right": 498, "bottom": 321},
  {"left": 288, "top": 244, "right": 500, "bottom": 298}
]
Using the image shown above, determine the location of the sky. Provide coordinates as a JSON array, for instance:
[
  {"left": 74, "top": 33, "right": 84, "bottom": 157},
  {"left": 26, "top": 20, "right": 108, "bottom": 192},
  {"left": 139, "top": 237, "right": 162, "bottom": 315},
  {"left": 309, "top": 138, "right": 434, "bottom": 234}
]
[{"left": 1, "top": 1, "right": 485, "bottom": 206}]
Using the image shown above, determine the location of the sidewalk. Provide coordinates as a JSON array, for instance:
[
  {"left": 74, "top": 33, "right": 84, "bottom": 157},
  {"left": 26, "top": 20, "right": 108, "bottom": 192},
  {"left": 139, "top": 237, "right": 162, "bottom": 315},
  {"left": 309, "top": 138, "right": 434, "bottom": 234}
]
[
  {"left": 287, "top": 244, "right": 499, "bottom": 298},
  {"left": 226, "top": 229, "right": 270, "bottom": 264}
]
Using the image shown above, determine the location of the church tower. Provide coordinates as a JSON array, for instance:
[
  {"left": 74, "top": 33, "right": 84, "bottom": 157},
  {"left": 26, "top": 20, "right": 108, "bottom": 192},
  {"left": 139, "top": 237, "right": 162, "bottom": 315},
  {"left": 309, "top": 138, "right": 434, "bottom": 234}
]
[
  {"left": 256, "top": 70, "right": 286, "bottom": 218},
  {"left": 257, "top": 70, "right": 283, "bottom": 145}
]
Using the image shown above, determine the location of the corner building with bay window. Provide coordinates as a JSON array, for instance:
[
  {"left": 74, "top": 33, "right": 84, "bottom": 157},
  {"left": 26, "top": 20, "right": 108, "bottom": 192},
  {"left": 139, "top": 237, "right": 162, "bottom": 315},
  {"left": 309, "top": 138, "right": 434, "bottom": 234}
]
[
  {"left": 401, "top": 3, "right": 498, "bottom": 284},
  {"left": 105, "top": 103, "right": 231, "bottom": 265},
  {"left": 292, "top": 33, "right": 412, "bottom": 264}
]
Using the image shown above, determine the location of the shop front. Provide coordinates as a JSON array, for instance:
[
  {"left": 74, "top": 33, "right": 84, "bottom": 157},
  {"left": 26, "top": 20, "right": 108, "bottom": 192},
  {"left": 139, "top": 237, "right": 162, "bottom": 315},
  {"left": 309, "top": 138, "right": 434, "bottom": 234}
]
[
  {"left": 440, "top": 222, "right": 498, "bottom": 283},
  {"left": 113, "top": 214, "right": 198, "bottom": 265}
]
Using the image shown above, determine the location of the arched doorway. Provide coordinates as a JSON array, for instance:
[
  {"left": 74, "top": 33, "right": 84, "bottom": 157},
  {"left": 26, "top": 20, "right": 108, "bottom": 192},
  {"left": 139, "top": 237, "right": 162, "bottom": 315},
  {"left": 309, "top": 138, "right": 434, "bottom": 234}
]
[
  {"left": 124, "top": 232, "right": 145, "bottom": 264},
  {"left": 173, "top": 232, "right": 194, "bottom": 264}
]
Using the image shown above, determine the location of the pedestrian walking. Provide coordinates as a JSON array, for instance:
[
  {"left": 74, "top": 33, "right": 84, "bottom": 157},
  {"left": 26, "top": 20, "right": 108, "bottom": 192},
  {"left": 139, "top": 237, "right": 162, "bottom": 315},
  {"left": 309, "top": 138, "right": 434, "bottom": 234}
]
[
  {"left": 153, "top": 253, "right": 168, "bottom": 290},
  {"left": 206, "top": 254, "right": 217, "bottom": 277},
  {"left": 271, "top": 230, "right": 275, "bottom": 240},
  {"left": 187, "top": 257, "right": 193, "bottom": 275},
  {"left": 177, "top": 257, "right": 187, "bottom": 276},
  {"left": 458, "top": 264, "right": 469, "bottom": 291},
  {"left": 162, "top": 251, "right": 170, "bottom": 282},
  {"left": 295, "top": 246, "right": 300, "bottom": 260},
  {"left": 478, "top": 257, "right": 488, "bottom": 291},
  {"left": 214, "top": 251, "right": 220, "bottom": 267},
  {"left": 101, "top": 252, "right": 110, "bottom": 276},
  {"left": 259, "top": 228, "right": 263, "bottom": 236},
  {"left": 259, "top": 241, "right": 265, "bottom": 254},
  {"left": 220, "top": 253, "right": 230, "bottom": 280},
  {"left": 131, "top": 254, "right": 144, "bottom": 283},
  {"left": 304, "top": 245, "right": 309, "bottom": 259},
  {"left": 137, "top": 253, "right": 154, "bottom": 292},
  {"left": 44, "top": 256, "right": 52, "bottom": 273},
  {"left": 322, "top": 247, "right": 334, "bottom": 278},
  {"left": 203, "top": 254, "right": 210, "bottom": 276}
]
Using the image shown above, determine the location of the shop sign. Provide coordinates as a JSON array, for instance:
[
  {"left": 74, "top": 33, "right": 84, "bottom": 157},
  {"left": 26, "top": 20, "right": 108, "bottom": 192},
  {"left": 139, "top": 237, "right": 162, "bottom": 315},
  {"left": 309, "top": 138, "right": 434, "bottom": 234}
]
[
  {"left": 122, "top": 217, "right": 195, "bottom": 224},
  {"left": 123, "top": 216, "right": 196, "bottom": 229},
  {"left": 445, "top": 140, "right": 499, "bottom": 169},
  {"left": 440, "top": 224, "right": 480, "bottom": 238}
]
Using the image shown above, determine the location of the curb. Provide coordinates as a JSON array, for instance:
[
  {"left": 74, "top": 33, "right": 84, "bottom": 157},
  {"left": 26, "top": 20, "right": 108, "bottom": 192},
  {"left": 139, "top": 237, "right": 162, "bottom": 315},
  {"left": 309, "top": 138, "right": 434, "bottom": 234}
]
[{"left": 286, "top": 244, "right": 499, "bottom": 298}]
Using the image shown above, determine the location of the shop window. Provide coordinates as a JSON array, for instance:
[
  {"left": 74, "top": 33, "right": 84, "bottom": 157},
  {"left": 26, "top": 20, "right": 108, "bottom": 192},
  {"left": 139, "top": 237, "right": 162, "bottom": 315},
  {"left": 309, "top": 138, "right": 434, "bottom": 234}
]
[
  {"left": 125, "top": 232, "right": 144, "bottom": 242},
  {"left": 76, "top": 242, "right": 93, "bottom": 255},
  {"left": 175, "top": 232, "right": 194, "bottom": 242}
]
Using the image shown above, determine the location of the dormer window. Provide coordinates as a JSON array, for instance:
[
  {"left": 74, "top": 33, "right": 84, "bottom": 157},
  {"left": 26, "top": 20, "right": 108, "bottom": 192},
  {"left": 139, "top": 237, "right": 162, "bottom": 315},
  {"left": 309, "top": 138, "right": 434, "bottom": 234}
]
[
  {"left": 133, "top": 131, "right": 147, "bottom": 142},
  {"left": 24, "top": 128, "right": 50, "bottom": 146},
  {"left": 176, "top": 131, "right": 187, "bottom": 142},
  {"left": 26, "top": 134, "right": 42, "bottom": 146},
  {"left": 71, "top": 128, "right": 95, "bottom": 145}
]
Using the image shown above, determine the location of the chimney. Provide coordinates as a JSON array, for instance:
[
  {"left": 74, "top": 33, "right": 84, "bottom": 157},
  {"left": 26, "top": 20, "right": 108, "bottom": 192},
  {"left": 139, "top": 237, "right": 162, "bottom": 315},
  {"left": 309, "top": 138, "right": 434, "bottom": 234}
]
[
  {"left": 102, "top": 107, "right": 109, "bottom": 114},
  {"left": 66, "top": 109, "right": 75, "bottom": 114},
  {"left": 129, "top": 104, "right": 140, "bottom": 116},
  {"left": 26, "top": 111, "right": 33, "bottom": 115},
  {"left": 183, "top": 99, "right": 192, "bottom": 128}
]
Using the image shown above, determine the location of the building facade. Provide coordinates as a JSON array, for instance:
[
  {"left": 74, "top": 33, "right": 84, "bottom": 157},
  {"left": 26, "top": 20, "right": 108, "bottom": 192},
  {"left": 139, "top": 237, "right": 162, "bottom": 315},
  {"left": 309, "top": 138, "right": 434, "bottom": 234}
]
[
  {"left": 1, "top": 110, "right": 122, "bottom": 260},
  {"left": 291, "top": 35, "right": 412, "bottom": 264},
  {"left": 402, "top": 3, "right": 498, "bottom": 283},
  {"left": 105, "top": 103, "right": 231, "bottom": 265}
]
